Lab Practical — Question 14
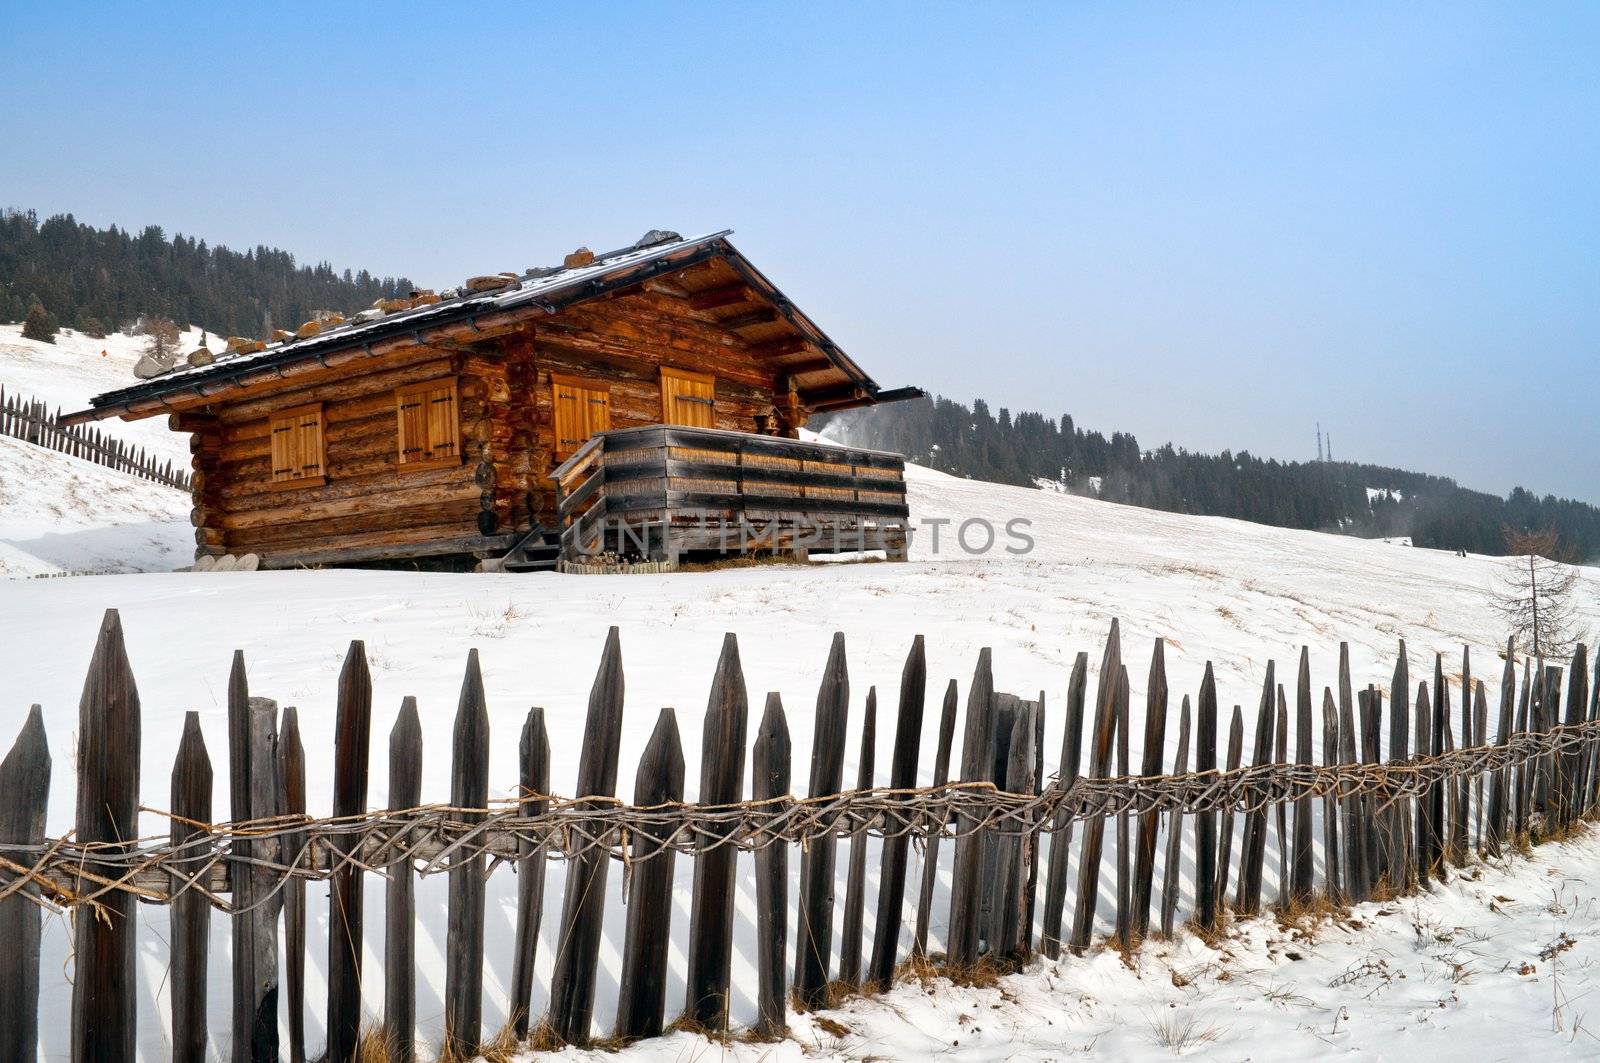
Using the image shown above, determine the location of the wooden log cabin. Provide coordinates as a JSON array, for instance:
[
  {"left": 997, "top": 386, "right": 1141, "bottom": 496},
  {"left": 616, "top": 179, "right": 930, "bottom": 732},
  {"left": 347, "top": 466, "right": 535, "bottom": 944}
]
[{"left": 66, "top": 230, "right": 921, "bottom": 571}]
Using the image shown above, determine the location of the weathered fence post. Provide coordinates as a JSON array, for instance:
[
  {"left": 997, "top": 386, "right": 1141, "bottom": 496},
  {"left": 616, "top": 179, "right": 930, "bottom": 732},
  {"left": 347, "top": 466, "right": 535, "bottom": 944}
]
[
  {"left": 1161, "top": 697, "right": 1192, "bottom": 936},
  {"left": 998, "top": 699, "right": 1037, "bottom": 961},
  {"left": 169, "top": 715, "right": 211, "bottom": 1062},
  {"left": 445, "top": 651, "right": 490, "bottom": 1059},
  {"left": 1023, "top": 688, "right": 1046, "bottom": 939},
  {"left": 795, "top": 633, "right": 849, "bottom": 1006},
  {"left": 948, "top": 647, "right": 996, "bottom": 968},
  {"left": 1214, "top": 704, "right": 1244, "bottom": 908},
  {"left": 1131, "top": 639, "right": 1168, "bottom": 940},
  {"left": 232, "top": 693, "right": 281, "bottom": 1063},
  {"left": 279, "top": 707, "right": 307, "bottom": 1063},
  {"left": 385, "top": 698, "right": 422, "bottom": 1063},
  {"left": 1459, "top": 648, "right": 1474, "bottom": 855},
  {"left": 1069, "top": 622, "right": 1122, "bottom": 954},
  {"left": 1113, "top": 666, "right": 1132, "bottom": 944},
  {"left": 1514, "top": 661, "right": 1533, "bottom": 838},
  {"left": 838, "top": 688, "right": 876, "bottom": 986},
  {"left": 751, "top": 695, "right": 792, "bottom": 1036},
  {"left": 0, "top": 706, "right": 49, "bottom": 1062},
  {"left": 326, "top": 642, "right": 372, "bottom": 1063},
  {"left": 510, "top": 706, "right": 550, "bottom": 1040},
  {"left": 868, "top": 637, "right": 927, "bottom": 989},
  {"left": 913, "top": 678, "right": 959, "bottom": 958},
  {"left": 1487, "top": 649, "right": 1516, "bottom": 856},
  {"left": 685, "top": 634, "right": 750, "bottom": 1029},
  {"left": 72, "top": 611, "right": 141, "bottom": 1062},
  {"left": 1290, "top": 650, "right": 1314, "bottom": 905},
  {"left": 1321, "top": 690, "right": 1342, "bottom": 903},
  {"left": 1236, "top": 663, "right": 1275, "bottom": 916},
  {"left": 549, "top": 628, "right": 625, "bottom": 1043},
  {"left": 1194, "top": 664, "right": 1219, "bottom": 931},
  {"left": 1415, "top": 680, "right": 1435, "bottom": 886},
  {"left": 615, "top": 708, "right": 685, "bottom": 1040},
  {"left": 1039, "top": 652, "right": 1088, "bottom": 959},
  {"left": 1273, "top": 686, "right": 1289, "bottom": 906},
  {"left": 1472, "top": 680, "right": 1489, "bottom": 849},
  {"left": 1337, "top": 646, "right": 1366, "bottom": 903},
  {"left": 1385, "top": 644, "right": 1410, "bottom": 890},
  {"left": 1560, "top": 645, "right": 1589, "bottom": 831}
]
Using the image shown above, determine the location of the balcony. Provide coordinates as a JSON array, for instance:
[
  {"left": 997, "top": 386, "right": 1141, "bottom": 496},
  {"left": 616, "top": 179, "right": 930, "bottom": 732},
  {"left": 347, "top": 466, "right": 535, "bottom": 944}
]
[{"left": 550, "top": 425, "right": 910, "bottom": 566}]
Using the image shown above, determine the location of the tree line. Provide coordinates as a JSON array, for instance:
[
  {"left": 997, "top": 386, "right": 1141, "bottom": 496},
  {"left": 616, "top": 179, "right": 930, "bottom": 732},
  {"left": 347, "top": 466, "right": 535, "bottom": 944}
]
[
  {"left": 815, "top": 394, "right": 1600, "bottom": 560},
  {"left": 0, "top": 208, "right": 413, "bottom": 339}
]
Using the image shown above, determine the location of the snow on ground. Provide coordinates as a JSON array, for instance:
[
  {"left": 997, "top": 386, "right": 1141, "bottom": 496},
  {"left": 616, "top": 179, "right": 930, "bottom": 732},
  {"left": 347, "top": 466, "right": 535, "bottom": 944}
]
[
  {"left": 0, "top": 324, "right": 197, "bottom": 575},
  {"left": 5, "top": 330, "right": 1600, "bottom": 1058},
  {"left": 538, "top": 828, "right": 1600, "bottom": 1062},
  {"left": 3, "top": 459, "right": 1599, "bottom": 1059},
  {"left": 0, "top": 322, "right": 207, "bottom": 467},
  {"left": 0, "top": 434, "right": 190, "bottom": 575}
]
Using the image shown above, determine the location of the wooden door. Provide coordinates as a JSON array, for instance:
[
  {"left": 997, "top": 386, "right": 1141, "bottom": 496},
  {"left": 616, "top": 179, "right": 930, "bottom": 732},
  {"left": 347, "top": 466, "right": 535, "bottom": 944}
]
[{"left": 660, "top": 367, "right": 716, "bottom": 428}]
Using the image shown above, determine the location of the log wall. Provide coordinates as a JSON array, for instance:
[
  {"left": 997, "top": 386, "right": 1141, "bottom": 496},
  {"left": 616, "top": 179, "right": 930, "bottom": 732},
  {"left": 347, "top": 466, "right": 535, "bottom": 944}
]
[
  {"left": 190, "top": 346, "right": 486, "bottom": 564},
  {"left": 182, "top": 288, "right": 800, "bottom": 565}
]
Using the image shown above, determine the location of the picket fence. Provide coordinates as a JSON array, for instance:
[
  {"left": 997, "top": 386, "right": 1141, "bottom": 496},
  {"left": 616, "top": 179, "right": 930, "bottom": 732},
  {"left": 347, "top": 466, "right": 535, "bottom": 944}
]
[
  {"left": 1, "top": 611, "right": 1597, "bottom": 1062},
  {"left": 0, "top": 387, "right": 190, "bottom": 490}
]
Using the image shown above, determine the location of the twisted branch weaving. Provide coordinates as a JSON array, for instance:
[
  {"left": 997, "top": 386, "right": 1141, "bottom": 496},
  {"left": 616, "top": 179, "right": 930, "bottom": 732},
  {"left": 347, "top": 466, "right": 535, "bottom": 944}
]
[{"left": 4, "top": 718, "right": 1594, "bottom": 915}]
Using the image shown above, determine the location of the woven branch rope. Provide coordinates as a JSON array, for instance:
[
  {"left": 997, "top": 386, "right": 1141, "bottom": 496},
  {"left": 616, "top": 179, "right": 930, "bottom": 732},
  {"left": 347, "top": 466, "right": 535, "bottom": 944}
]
[{"left": 3, "top": 719, "right": 1595, "bottom": 916}]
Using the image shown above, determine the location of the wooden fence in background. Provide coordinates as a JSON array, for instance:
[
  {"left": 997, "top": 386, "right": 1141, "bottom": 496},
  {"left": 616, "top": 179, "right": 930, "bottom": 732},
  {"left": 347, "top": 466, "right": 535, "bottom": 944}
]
[
  {"left": 0, "top": 387, "right": 190, "bottom": 491},
  {"left": 1, "top": 611, "right": 1598, "bottom": 1061}
]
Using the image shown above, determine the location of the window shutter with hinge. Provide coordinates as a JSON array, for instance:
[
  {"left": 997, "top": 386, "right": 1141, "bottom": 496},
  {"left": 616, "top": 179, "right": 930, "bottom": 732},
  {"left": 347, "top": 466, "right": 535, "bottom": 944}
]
[
  {"left": 268, "top": 404, "right": 325, "bottom": 486},
  {"left": 553, "top": 375, "right": 611, "bottom": 458},
  {"left": 395, "top": 377, "right": 461, "bottom": 470}
]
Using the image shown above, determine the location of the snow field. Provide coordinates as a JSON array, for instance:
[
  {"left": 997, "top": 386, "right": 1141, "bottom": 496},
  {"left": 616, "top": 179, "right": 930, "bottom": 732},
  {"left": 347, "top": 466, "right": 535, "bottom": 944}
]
[{"left": 5, "top": 324, "right": 1600, "bottom": 1057}]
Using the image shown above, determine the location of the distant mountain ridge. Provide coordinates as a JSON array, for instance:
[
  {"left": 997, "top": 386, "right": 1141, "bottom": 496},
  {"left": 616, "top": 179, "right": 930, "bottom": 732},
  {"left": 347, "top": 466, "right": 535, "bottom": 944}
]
[
  {"left": 0, "top": 208, "right": 413, "bottom": 337},
  {"left": 816, "top": 394, "right": 1600, "bottom": 560}
]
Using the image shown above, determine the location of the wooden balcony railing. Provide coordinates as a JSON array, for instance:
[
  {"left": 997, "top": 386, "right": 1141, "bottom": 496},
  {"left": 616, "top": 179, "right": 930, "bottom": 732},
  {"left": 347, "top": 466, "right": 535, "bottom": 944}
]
[{"left": 549, "top": 425, "right": 910, "bottom": 564}]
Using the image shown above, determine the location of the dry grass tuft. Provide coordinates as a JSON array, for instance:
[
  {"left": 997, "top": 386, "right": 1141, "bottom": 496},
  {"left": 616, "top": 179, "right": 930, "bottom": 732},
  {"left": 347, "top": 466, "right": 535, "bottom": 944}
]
[
  {"left": 812, "top": 1014, "right": 854, "bottom": 1039},
  {"left": 1146, "top": 1011, "right": 1226, "bottom": 1054}
]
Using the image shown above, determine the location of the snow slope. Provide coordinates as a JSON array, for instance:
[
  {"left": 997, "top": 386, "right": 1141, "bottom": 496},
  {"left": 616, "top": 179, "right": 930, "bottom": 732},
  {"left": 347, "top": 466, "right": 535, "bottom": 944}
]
[
  {"left": 3, "top": 460, "right": 1598, "bottom": 1059},
  {"left": 5, "top": 321, "right": 1600, "bottom": 1059},
  {"left": 0, "top": 324, "right": 197, "bottom": 575},
  {"left": 0, "top": 322, "right": 206, "bottom": 466}
]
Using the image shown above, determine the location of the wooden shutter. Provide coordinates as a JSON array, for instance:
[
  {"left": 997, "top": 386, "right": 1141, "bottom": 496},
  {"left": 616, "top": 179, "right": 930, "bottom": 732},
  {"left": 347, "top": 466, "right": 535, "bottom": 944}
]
[
  {"left": 268, "top": 404, "right": 325, "bottom": 486},
  {"left": 553, "top": 374, "right": 611, "bottom": 458},
  {"left": 660, "top": 367, "right": 715, "bottom": 428},
  {"left": 395, "top": 378, "right": 460, "bottom": 470}
]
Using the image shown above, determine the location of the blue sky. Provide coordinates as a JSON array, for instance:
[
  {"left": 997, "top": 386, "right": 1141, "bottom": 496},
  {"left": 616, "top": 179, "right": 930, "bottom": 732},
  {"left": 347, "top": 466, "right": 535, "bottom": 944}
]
[{"left": 5, "top": 2, "right": 1597, "bottom": 500}]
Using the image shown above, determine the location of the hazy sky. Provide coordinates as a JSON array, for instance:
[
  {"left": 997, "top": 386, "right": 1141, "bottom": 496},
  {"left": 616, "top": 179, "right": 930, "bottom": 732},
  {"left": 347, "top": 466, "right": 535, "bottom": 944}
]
[{"left": 5, "top": 3, "right": 1597, "bottom": 500}]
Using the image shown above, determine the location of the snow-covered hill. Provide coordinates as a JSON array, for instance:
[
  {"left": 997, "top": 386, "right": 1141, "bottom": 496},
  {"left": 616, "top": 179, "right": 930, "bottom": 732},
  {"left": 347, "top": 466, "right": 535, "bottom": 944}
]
[
  {"left": 4, "top": 324, "right": 1599, "bottom": 1059},
  {"left": 0, "top": 324, "right": 199, "bottom": 575}
]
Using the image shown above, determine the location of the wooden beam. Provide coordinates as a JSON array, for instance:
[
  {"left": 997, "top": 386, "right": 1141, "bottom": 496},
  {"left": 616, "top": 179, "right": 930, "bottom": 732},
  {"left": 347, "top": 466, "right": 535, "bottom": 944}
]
[
  {"left": 688, "top": 284, "right": 754, "bottom": 311},
  {"left": 717, "top": 308, "right": 779, "bottom": 331},
  {"left": 748, "top": 336, "right": 810, "bottom": 358},
  {"left": 776, "top": 356, "right": 834, "bottom": 375},
  {"left": 642, "top": 278, "right": 691, "bottom": 299}
]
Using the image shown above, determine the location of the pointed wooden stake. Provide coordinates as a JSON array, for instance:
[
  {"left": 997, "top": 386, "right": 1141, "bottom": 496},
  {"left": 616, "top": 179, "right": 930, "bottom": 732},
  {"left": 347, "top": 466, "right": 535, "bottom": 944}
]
[
  {"left": 72, "top": 610, "right": 142, "bottom": 1063},
  {"left": 550, "top": 628, "right": 626, "bottom": 1043},
  {"left": 510, "top": 707, "right": 551, "bottom": 1040},
  {"left": 795, "top": 633, "right": 849, "bottom": 1006},
  {"left": 327, "top": 642, "right": 372, "bottom": 1063},
  {"left": 615, "top": 708, "right": 685, "bottom": 1040},
  {"left": 384, "top": 698, "right": 422, "bottom": 1063},
  {"left": 752, "top": 695, "right": 792, "bottom": 1037},
  {"left": 0, "top": 707, "right": 50, "bottom": 1062},
  {"left": 868, "top": 637, "right": 927, "bottom": 989},
  {"left": 685, "top": 635, "right": 750, "bottom": 1030},
  {"left": 444, "top": 651, "right": 490, "bottom": 1058}
]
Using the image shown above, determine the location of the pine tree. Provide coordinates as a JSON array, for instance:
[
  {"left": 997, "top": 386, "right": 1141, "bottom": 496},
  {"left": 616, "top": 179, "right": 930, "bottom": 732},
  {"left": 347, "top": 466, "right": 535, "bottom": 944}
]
[{"left": 21, "top": 301, "right": 56, "bottom": 343}]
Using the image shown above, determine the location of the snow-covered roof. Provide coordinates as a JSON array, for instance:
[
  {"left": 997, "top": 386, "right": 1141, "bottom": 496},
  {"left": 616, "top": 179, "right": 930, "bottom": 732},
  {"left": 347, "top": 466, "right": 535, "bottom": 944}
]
[{"left": 71, "top": 228, "right": 912, "bottom": 420}]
